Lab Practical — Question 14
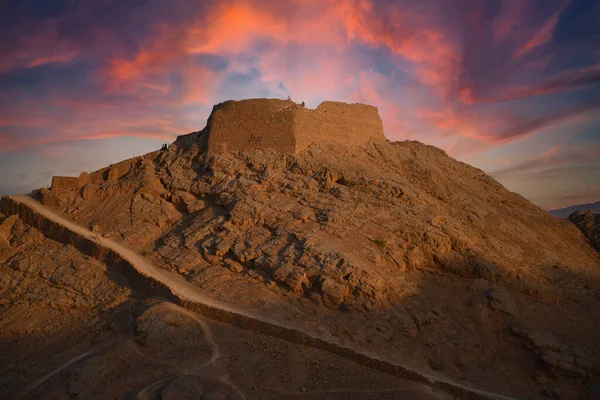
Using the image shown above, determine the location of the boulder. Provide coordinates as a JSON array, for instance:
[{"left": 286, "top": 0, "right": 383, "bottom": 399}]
[
  {"left": 224, "top": 259, "right": 244, "bottom": 274},
  {"left": 423, "top": 231, "right": 452, "bottom": 253},
  {"left": 321, "top": 278, "right": 347, "bottom": 308},
  {"left": 273, "top": 264, "right": 310, "bottom": 294},
  {"left": 510, "top": 323, "right": 561, "bottom": 352},
  {"left": 0, "top": 214, "right": 19, "bottom": 235},
  {"left": 405, "top": 245, "right": 426, "bottom": 269},
  {"left": 510, "top": 323, "right": 586, "bottom": 378},
  {"left": 486, "top": 287, "right": 518, "bottom": 315},
  {"left": 471, "top": 260, "right": 504, "bottom": 283}
]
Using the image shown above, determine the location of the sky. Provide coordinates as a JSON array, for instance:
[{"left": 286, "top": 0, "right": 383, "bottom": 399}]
[{"left": 0, "top": 0, "right": 599, "bottom": 210}]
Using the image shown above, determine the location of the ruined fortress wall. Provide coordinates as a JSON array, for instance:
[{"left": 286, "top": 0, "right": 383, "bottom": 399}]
[
  {"left": 293, "top": 102, "right": 385, "bottom": 153},
  {"left": 204, "top": 99, "right": 385, "bottom": 154},
  {"left": 105, "top": 159, "right": 134, "bottom": 182},
  {"left": 207, "top": 99, "right": 296, "bottom": 154},
  {"left": 51, "top": 176, "right": 80, "bottom": 191},
  {"left": 78, "top": 172, "right": 92, "bottom": 187}
]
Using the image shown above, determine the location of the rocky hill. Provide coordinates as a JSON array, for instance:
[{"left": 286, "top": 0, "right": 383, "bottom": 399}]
[
  {"left": 1, "top": 208, "right": 450, "bottom": 400},
  {"left": 2, "top": 99, "right": 600, "bottom": 399},
  {"left": 569, "top": 211, "right": 600, "bottom": 252}
]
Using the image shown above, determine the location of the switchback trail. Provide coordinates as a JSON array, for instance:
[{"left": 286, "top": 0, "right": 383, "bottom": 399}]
[{"left": 0, "top": 195, "right": 517, "bottom": 400}]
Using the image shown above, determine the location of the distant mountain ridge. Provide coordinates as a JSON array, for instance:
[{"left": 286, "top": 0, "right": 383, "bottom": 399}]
[{"left": 548, "top": 201, "right": 600, "bottom": 218}]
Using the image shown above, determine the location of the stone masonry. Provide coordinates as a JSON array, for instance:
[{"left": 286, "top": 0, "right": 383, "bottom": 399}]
[
  {"left": 49, "top": 99, "right": 386, "bottom": 189},
  {"left": 194, "top": 98, "right": 385, "bottom": 154}
]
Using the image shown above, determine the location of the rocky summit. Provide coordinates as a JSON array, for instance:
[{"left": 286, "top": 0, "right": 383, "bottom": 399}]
[{"left": 1, "top": 99, "right": 600, "bottom": 400}]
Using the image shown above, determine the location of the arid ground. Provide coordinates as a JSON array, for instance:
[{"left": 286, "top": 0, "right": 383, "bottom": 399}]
[{"left": 2, "top": 131, "right": 600, "bottom": 399}]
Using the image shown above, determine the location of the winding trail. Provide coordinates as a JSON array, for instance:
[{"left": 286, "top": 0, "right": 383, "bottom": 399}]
[
  {"left": 161, "top": 303, "right": 221, "bottom": 368},
  {"left": 17, "top": 341, "right": 116, "bottom": 399},
  {"left": 1, "top": 195, "right": 518, "bottom": 400}
]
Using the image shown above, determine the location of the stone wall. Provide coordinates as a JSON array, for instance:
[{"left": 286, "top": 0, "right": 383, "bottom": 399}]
[
  {"left": 50, "top": 172, "right": 95, "bottom": 192},
  {"left": 204, "top": 98, "right": 385, "bottom": 154},
  {"left": 47, "top": 157, "right": 142, "bottom": 196},
  {"left": 50, "top": 176, "right": 80, "bottom": 191},
  {"left": 104, "top": 159, "right": 134, "bottom": 182},
  {"left": 207, "top": 99, "right": 297, "bottom": 154},
  {"left": 293, "top": 101, "right": 385, "bottom": 153},
  {"left": 79, "top": 172, "right": 92, "bottom": 187}
]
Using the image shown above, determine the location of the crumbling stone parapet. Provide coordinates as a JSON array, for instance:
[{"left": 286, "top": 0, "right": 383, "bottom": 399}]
[{"left": 202, "top": 98, "right": 385, "bottom": 154}]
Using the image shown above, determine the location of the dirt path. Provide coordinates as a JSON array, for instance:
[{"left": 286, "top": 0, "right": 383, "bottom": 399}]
[
  {"left": 18, "top": 196, "right": 263, "bottom": 311},
  {"left": 5, "top": 195, "right": 517, "bottom": 400}
]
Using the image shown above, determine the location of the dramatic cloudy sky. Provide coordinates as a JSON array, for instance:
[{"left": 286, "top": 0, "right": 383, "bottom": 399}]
[{"left": 0, "top": 0, "right": 599, "bottom": 209}]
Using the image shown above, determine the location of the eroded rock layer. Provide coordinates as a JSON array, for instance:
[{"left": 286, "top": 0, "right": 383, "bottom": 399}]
[
  {"left": 20, "top": 135, "right": 600, "bottom": 399},
  {"left": 1, "top": 214, "right": 454, "bottom": 400}
]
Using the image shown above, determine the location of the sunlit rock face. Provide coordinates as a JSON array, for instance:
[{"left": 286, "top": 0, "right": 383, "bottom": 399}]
[{"left": 3, "top": 98, "right": 599, "bottom": 400}]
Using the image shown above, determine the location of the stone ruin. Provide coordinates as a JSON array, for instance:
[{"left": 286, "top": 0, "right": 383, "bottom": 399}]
[
  {"left": 176, "top": 98, "right": 386, "bottom": 154},
  {"left": 49, "top": 98, "right": 386, "bottom": 191},
  {"left": 50, "top": 173, "right": 91, "bottom": 192}
]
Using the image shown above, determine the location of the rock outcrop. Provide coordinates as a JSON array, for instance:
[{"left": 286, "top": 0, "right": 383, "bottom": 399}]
[
  {"left": 569, "top": 210, "right": 600, "bottom": 252},
  {"left": 0, "top": 213, "right": 454, "bottom": 400}
]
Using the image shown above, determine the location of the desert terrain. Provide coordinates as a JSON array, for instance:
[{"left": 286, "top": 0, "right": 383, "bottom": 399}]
[{"left": 1, "top": 100, "right": 600, "bottom": 400}]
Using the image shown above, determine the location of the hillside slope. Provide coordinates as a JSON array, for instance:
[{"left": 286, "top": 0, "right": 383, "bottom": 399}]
[
  {"left": 1, "top": 210, "right": 455, "bottom": 400},
  {"left": 27, "top": 135, "right": 600, "bottom": 398}
]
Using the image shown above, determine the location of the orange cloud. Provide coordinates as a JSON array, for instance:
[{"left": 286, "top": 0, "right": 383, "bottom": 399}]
[
  {"left": 499, "top": 64, "right": 600, "bottom": 102},
  {"left": 103, "top": 0, "right": 462, "bottom": 103},
  {"left": 0, "top": 93, "right": 195, "bottom": 154},
  {"left": 186, "top": 3, "right": 289, "bottom": 55},
  {"left": 542, "top": 145, "right": 561, "bottom": 158},
  {"left": 418, "top": 106, "right": 497, "bottom": 142},
  {"left": 27, "top": 49, "right": 80, "bottom": 69},
  {"left": 458, "top": 88, "right": 475, "bottom": 105},
  {"left": 1, "top": 128, "right": 178, "bottom": 154},
  {"left": 418, "top": 97, "right": 600, "bottom": 154},
  {"left": 335, "top": 4, "right": 461, "bottom": 99},
  {"left": 5, "top": 0, "right": 595, "bottom": 159}
]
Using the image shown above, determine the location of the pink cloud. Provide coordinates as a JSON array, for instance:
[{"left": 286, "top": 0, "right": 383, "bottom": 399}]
[
  {"left": 492, "top": 0, "right": 530, "bottom": 44},
  {"left": 0, "top": 93, "right": 193, "bottom": 154},
  {"left": 337, "top": 4, "right": 461, "bottom": 100},
  {"left": 542, "top": 145, "right": 561, "bottom": 157},
  {"left": 418, "top": 105, "right": 500, "bottom": 143},
  {"left": 498, "top": 64, "right": 600, "bottom": 102},
  {"left": 492, "top": 144, "right": 600, "bottom": 179},
  {"left": 0, "top": 129, "right": 177, "bottom": 154},
  {"left": 2, "top": 0, "right": 598, "bottom": 160},
  {"left": 457, "top": 63, "right": 600, "bottom": 105},
  {"left": 513, "top": 1, "right": 570, "bottom": 59},
  {"left": 0, "top": 20, "right": 80, "bottom": 72},
  {"left": 418, "top": 97, "right": 600, "bottom": 157},
  {"left": 103, "top": 0, "right": 462, "bottom": 102}
]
